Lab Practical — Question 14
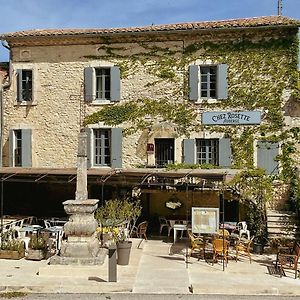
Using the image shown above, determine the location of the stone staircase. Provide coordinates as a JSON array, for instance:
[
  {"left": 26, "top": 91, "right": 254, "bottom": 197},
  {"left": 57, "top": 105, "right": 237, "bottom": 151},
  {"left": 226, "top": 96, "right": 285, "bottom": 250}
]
[{"left": 267, "top": 209, "right": 300, "bottom": 240}]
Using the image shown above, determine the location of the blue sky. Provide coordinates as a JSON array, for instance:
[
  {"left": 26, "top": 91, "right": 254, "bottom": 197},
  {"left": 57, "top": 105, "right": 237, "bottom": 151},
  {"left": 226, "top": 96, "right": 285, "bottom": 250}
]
[{"left": 0, "top": 0, "right": 299, "bottom": 61}]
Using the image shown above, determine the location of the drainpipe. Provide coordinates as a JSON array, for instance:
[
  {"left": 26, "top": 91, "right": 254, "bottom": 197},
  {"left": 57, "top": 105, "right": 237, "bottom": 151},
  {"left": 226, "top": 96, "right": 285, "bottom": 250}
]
[{"left": 0, "top": 40, "right": 12, "bottom": 167}]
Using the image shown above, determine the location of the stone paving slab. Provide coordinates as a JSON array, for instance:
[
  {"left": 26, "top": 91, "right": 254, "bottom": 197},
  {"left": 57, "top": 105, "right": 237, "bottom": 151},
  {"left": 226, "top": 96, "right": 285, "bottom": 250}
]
[{"left": 0, "top": 238, "right": 300, "bottom": 295}]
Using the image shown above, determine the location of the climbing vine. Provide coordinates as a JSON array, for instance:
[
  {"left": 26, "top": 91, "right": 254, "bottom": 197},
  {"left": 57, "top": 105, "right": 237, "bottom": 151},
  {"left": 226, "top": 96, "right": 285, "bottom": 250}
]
[{"left": 83, "top": 28, "right": 300, "bottom": 212}]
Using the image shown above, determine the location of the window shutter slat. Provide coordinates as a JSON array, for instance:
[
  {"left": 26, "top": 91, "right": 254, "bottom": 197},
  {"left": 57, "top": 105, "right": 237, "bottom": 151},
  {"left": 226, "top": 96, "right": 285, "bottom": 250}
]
[
  {"left": 257, "top": 141, "right": 279, "bottom": 175},
  {"left": 110, "top": 66, "right": 120, "bottom": 102},
  {"left": 85, "top": 128, "right": 92, "bottom": 168},
  {"left": 219, "top": 138, "right": 231, "bottom": 167},
  {"left": 217, "top": 64, "right": 228, "bottom": 100},
  {"left": 183, "top": 139, "right": 195, "bottom": 164},
  {"left": 9, "top": 129, "right": 14, "bottom": 167},
  {"left": 21, "top": 129, "right": 32, "bottom": 167},
  {"left": 84, "top": 67, "right": 94, "bottom": 102},
  {"left": 16, "top": 69, "right": 22, "bottom": 102},
  {"left": 111, "top": 128, "right": 122, "bottom": 168},
  {"left": 189, "top": 65, "right": 199, "bottom": 101}
]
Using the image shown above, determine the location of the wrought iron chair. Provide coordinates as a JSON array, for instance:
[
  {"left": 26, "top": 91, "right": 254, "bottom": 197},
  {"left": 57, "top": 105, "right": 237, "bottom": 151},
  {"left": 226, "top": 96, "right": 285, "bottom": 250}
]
[
  {"left": 276, "top": 241, "right": 300, "bottom": 279},
  {"left": 235, "top": 236, "right": 254, "bottom": 263}
]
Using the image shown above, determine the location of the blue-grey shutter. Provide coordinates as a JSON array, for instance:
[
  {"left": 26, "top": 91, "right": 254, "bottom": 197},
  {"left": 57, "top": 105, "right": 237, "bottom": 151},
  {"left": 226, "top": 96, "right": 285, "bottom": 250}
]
[
  {"left": 219, "top": 138, "right": 231, "bottom": 168},
  {"left": 8, "top": 130, "right": 14, "bottom": 167},
  {"left": 110, "top": 66, "right": 120, "bottom": 102},
  {"left": 183, "top": 139, "right": 195, "bottom": 164},
  {"left": 111, "top": 128, "right": 122, "bottom": 168},
  {"left": 257, "top": 141, "right": 279, "bottom": 175},
  {"left": 16, "top": 69, "right": 23, "bottom": 102},
  {"left": 84, "top": 67, "right": 94, "bottom": 102},
  {"left": 189, "top": 65, "right": 199, "bottom": 101},
  {"left": 21, "top": 129, "right": 32, "bottom": 167},
  {"left": 85, "top": 128, "right": 92, "bottom": 168},
  {"left": 217, "top": 64, "right": 228, "bottom": 100}
]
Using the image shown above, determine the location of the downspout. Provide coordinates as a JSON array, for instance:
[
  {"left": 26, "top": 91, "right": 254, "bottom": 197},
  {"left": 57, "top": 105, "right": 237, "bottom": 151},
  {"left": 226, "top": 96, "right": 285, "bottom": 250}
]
[{"left": 0, "top": 40, "right": 12, "bottom": 167}]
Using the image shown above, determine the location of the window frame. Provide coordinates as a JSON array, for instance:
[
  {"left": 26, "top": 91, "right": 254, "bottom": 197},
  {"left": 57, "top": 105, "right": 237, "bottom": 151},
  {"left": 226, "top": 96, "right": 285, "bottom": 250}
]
[
  {"left": 189, "top": 64, "right": 228, "bottom": 102},
  {"left": 196, "top": 138, "right": 219, "bottom": 166},
  {"left": 84, "top": 66, "right": 120, "bottom": 104},
  {"left": 93, "top": 128, "right": 111, "bottom": 167},
  {"left": 17, "top": 69, "right": 33, "bottom": 103}
]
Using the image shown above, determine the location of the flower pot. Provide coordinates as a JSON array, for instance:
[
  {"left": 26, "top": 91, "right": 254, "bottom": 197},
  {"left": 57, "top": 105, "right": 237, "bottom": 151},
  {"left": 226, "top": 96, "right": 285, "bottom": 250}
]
[
  {"left": 0, "top": 249, "right": 25, "bottom": 260},
  {"left": 26, "top": 249, "right": 46, "bottom": 260},
  {"left": 117, "top": 241, "right": 132, "bottom": 265},
  {"left": 253, "top": 243, "right": 264, "bottom": 255}
]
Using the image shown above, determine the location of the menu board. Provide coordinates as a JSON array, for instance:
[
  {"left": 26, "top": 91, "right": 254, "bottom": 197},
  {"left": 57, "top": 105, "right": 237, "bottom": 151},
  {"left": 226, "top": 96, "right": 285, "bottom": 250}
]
[{"left": 192, "top": 207, "right": 219, "bottom": 234}]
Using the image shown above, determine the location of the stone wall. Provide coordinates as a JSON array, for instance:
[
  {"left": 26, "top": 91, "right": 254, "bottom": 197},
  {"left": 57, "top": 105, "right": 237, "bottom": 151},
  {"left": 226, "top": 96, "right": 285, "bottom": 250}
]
[{"left": 1, "top": 27, "right": 299, "bottom": 170}]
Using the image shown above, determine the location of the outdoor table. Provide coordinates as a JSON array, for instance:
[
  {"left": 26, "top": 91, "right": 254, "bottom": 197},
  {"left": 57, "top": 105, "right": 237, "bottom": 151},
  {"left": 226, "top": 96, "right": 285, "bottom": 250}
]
[{"left": 19, "top": 225, "right": 43, "bottom": 237}]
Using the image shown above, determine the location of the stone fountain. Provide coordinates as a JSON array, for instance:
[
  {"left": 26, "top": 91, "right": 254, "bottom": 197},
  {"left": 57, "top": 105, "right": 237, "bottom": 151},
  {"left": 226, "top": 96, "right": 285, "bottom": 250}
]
[{"left": 50, "top": 130, "right": 106, "bottom": 265}]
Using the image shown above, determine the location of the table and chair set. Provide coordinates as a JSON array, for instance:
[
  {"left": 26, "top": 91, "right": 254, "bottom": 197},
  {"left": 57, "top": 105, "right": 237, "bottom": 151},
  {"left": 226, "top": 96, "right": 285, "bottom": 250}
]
[
  {"left": 0, "top": 215, "right": 66, "bottom": 256},
  {"left": 159, "top": 216, "right": 254, "bottom": 265}
]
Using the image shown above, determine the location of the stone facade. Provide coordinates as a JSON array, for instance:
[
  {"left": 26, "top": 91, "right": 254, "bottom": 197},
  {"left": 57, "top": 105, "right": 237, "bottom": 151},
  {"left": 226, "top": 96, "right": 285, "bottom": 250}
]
[{"left": 0, "top": 17, "right": 299, "bottom": 218}]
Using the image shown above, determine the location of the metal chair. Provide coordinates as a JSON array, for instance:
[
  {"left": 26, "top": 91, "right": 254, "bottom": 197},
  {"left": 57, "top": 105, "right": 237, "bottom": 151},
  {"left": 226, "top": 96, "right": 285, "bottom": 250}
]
[{"left": 235, "top": 236, "right": 254, "bottom": 263}]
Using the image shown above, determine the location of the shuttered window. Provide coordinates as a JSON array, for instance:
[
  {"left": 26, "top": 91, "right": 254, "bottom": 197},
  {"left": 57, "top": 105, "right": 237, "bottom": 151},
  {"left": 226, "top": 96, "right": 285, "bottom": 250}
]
[
  {"left": 189, "top": 64, "right": 228, "bottom": 101},
  {"left": 9, "top": 129, "right": 32, "bottom": 167},
  {"left": 84, "top": 66, "right": 120, "bottom": 102},
  {"left": 183, "top": 138, "right": 231, "bottom": 167},
  {"left": 257, "top": 141, "right": 279, "bottom": 175},
  {"left": 89, "top": 128, "right": 122, "bottom": 168}
]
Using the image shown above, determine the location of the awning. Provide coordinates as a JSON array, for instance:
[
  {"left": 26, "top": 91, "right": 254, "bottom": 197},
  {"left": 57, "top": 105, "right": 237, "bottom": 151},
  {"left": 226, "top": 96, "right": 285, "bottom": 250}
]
[{"left": 0, "top": 167, "right": 240, "bottom": 187}]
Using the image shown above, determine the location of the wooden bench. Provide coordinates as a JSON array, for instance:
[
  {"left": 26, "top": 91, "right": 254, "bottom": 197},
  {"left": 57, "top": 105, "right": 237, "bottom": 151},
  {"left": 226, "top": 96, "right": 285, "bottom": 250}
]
[{"left": 276, "top": 241, "right": 300, "bottom": 279}]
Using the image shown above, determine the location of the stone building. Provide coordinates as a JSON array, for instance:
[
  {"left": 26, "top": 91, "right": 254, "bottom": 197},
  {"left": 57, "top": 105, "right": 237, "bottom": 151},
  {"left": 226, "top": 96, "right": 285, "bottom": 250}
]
[{"left": 0, "top": 16, "right": 299, "bottom": 233}]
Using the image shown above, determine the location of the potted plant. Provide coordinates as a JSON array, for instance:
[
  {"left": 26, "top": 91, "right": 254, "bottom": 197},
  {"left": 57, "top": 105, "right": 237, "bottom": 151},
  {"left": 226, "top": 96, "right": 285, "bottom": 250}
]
[
  {"left": 95, "top": 197, "right": 142, "bottom": 265},
  {"left": 26, "top": 235, "right": 47, "bottom": 260},
  {"left": 0, "top": 238, "right": 25, "bottom": 260}
]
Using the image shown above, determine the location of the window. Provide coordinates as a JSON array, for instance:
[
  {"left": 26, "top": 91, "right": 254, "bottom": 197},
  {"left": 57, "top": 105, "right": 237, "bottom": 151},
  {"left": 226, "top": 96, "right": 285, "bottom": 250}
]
[
  {"left": 17, "top": 69, "right": 33, "bottom": 102},
  {"left": 84, "top": 66, "right": 120, "bottom": 102},
  {"left": 183, "top": 138, "right": 231, "bottom": 167},
  {"left": 189, "top": 64, "right": 228, "bottom": 101},
  {"left": 196, "top": 139, "right": 219, "bottom": 165},
  {"left": 86, "top": 127, "right": 122, "bottom": 168},
  {"left": 94, "top": 129, "right": 111, "bottom": 166},
  {"left": 9, "top": 129, "right": 32, "bottom": 167}
]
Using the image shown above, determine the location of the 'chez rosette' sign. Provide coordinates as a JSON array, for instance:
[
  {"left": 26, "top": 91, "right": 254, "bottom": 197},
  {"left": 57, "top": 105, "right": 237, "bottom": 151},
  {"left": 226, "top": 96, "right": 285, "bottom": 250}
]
[{"left": 202, "top": 111, "right": 261, "bottom": 125}]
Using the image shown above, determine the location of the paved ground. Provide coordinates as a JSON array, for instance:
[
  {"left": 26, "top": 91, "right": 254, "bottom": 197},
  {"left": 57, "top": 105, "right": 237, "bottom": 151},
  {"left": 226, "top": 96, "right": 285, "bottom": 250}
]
[{"left": 0, "top": 238, "right": 300, "bottom": 295}]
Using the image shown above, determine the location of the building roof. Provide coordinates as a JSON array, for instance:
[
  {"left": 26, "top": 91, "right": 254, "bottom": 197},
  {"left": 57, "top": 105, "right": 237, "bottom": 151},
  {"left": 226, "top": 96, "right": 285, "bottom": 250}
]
[{"left": 0, "top": 16, "right": 299, "bottom": 40}]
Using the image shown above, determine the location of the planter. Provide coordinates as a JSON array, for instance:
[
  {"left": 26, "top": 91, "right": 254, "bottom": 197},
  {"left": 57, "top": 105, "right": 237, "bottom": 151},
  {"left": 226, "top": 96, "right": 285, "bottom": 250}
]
[
  {"left": 117, "top": 241, "right": 132, "bottom": 265},
  {"left": 26, "top": 249, "right": 46, "bottom": 261},
  {"left": 0, "top": 249, "right": 25, "bottom": 260},
  {"left": 253, "top": 243, "right": 264, "bottom": 255}
]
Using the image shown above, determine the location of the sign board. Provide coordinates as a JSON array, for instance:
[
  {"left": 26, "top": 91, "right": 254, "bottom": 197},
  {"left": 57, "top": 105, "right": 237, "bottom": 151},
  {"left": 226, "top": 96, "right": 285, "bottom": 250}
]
[
  {"left": 202, "top": 111, "right": 261, "bottom": 125},
  {"left": 192, "top": 207, "right": 219, "bottom": 234}
]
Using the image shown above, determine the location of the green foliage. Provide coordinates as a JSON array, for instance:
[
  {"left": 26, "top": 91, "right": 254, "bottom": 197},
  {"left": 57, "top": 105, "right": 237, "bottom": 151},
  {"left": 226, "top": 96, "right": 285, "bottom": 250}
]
[
  {"left": 29, "top": 236, "right": 47, "bottom": 250},
  {"left": 0, "top": 292, "right": 27, "bottom": 298},
  {"left": 0, "top": 239, "right": 25, "bottom": 254},
  {"left": 84, "top": 98, "right": 198, "bottom": 136},
  {"left": 226, "top": 168, "right": 272, "bottom": 236},
  {"left": 165, "top": 163, "right": 221, "bottom": 170}
]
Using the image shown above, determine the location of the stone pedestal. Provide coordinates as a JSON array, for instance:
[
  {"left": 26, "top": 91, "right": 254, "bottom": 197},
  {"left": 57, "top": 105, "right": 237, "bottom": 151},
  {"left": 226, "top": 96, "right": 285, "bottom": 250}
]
[{"left": 50, "top": 199, "right": 106, "bottom": 265}]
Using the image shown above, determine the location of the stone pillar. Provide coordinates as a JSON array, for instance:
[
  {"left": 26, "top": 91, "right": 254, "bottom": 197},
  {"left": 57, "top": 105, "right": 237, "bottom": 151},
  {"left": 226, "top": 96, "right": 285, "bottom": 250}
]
[{"left": 50, "top": 130, "right": 106, "bottom": 265}]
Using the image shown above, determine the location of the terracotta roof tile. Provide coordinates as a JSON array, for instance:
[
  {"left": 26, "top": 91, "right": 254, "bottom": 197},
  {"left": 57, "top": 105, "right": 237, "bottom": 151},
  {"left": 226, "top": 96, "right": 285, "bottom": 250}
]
[{"left": 0, "top": 16, "right": 299, "bottom": 39}]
